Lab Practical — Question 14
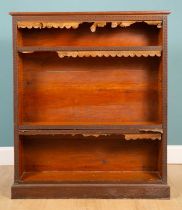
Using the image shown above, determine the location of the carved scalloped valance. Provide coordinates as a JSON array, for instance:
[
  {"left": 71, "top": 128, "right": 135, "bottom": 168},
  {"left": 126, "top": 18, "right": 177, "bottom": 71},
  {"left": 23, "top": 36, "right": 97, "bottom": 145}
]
[
  {"left": 17, "top": 21, "right": 82, "bottom": 29},
  {"left": 111, "top": 21, "right": 162, "bottom": 28},
  {"left": 17, "top": 20, "right": 162, "bottom": 31},
  {"left": 124, "top": 133, "right": 161, "bottom": 141},
  {"left": 47, "top": 133, "right": 161, "bottom": 140},
  {"left": 57, "top": 50, "right": 161, "bottom": 58},
  {"left": 139, "top": 128, "right": 163, "bottom": 134},
  {"left": 90, "top": 21, "right": 162, "bottom": 32}
]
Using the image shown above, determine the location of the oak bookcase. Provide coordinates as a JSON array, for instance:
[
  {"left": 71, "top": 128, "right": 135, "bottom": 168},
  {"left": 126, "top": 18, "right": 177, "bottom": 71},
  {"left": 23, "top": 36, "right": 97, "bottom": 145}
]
[{"left": 10, "top": 11, "right": 170, "bottom": 199}]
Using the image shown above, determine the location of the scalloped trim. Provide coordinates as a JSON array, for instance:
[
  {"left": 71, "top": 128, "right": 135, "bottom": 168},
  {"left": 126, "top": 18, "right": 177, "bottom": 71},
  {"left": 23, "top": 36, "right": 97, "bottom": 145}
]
[
  {"left": 66, "top": 133, "right": 161, "bottom": 140},
  {"left": 17, "top": 20, "right": 162, "bottom": 31},
  {"left": 110, "top": 21, "right": 162, "bottom": 28},
  {"left": 139, "top": 128, "right": 163, "bottom": 134},
  {"left": 57, "top": 50, "right": 161, "bottom": 58},
  {"left": 124, "top": 134, "right": 161, "bottom": 141},
  {"left": 17, "top": 21, "right": 82, "bottom": 29},
  {"left": 91, "top": 21, "right": 162, "bottom": 32}
]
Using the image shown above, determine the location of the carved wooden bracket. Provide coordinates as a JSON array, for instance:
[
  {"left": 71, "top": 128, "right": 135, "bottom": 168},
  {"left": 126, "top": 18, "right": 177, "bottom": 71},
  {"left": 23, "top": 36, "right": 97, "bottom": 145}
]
[
  {"left": 57, "top": 50, "right": 161, "bottom": 58},
  {"left": 124, "top": 133, "right": 161, "bottom": 141},
  {"left": 90, "top": 22, "right": 107, "bottom": 32},
  {"left": 17, "top": 20, "right": 162, "bottom": 31}
]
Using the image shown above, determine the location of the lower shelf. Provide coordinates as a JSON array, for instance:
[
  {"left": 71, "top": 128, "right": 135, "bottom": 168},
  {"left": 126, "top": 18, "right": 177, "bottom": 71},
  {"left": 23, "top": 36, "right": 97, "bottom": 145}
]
[{"left": 20, "top": 171, "right": 162, "bottom": 184}]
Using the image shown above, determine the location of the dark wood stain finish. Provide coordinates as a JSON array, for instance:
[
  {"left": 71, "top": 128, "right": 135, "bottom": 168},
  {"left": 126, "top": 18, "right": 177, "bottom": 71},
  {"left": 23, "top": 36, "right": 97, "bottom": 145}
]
[{"left": 10, "top": 11, "right": 170, "bottom": 199}]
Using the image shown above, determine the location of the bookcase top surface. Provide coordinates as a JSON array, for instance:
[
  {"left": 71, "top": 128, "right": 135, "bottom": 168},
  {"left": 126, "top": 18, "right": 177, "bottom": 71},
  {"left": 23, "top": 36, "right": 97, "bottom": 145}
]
[{"left": 10, "top": 11, "right": 171, "bottom": 16}]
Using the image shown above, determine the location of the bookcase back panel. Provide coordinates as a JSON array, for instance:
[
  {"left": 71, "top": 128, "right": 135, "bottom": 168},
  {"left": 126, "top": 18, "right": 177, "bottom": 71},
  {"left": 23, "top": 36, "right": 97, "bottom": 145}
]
[
  {"left": 19, "top": 52, "right": 162, "bottom": 126},
  {"left": 19, "top": 135, "right": 160, "bottom": 183},
  {"left": 18, "top": 23, "right": 160, "bottom": 47}
]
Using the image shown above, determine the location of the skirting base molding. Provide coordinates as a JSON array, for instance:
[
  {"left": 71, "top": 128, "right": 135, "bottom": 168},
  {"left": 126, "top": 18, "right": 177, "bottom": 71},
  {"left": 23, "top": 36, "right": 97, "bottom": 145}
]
[{"left": 11, "top": 183, "right": 170, "bottom": 199}]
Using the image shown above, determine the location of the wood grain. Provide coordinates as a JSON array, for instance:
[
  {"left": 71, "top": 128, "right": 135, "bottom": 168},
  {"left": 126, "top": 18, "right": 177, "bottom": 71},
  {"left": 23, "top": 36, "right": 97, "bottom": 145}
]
[
  {"left": 21, "top": 171, "right": 162, "bottom": 184},
  {"left": 19, "top": 53, "right": 161, "bottom": 126},
  {"left": 20, "top": 135, "right": 160, "bottom": 173}
]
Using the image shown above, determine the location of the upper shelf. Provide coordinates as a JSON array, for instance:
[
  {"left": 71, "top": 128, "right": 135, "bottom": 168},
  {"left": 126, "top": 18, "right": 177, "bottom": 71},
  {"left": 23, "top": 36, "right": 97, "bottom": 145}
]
[{"left": 17, "top": 21, "right": 161, "bottom": 47}]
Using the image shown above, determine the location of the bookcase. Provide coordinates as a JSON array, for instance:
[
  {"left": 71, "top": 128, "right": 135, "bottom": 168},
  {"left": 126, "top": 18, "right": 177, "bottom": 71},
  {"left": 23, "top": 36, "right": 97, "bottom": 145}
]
[{"left": 10, "top": 11, "right": 170, "bottom": 199}]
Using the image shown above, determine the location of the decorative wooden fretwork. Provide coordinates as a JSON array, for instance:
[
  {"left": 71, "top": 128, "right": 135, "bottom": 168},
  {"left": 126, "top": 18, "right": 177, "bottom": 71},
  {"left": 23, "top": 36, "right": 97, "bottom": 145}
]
[
  {"left": 57, "top": 50, "right": 161, "bottom": 58},
  {"left": 90, "top": 22, "right": 107, "bottom": 32},
  {"left": 124, "top": 133, "right": 161, "bottom": 141},
  {"left": 91, "top": 21, "right": 162, "bottom": 32},
  {"left": 17, "top": 20, "right": 162, "bottom": 31},
  {"left": 17, "top": 21, "right": 82, "bottom": 29},
  {"left": 77, "top": 133, "right": 162, "bottom": 140},
  {"left": 139, "top": 128, "right": 163, "bottom": 134}
]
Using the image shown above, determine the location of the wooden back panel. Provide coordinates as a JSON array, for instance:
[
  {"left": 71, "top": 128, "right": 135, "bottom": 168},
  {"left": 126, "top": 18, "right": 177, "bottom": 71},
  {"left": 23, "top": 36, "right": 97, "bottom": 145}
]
[
  {"left": 19, "top": 52, "right": 161, "bottom": 126},
  {"left": 19, "top": 23, "right": 160, "bottom": 47},
  {"left": 21, "top": 135, "right": 159, "bottom": 172}
]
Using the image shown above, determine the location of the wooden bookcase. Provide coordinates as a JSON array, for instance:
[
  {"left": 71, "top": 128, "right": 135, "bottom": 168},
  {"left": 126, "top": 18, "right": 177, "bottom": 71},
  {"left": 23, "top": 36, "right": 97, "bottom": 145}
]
[{"left": 10, "top": 11, "right": 170, "bottom": 199}]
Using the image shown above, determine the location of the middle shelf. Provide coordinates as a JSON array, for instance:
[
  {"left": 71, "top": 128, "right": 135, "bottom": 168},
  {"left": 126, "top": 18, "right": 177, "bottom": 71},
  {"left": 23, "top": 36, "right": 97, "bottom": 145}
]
[{"left": 18, "top": 46, "right": 162, "bottom": 58}]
